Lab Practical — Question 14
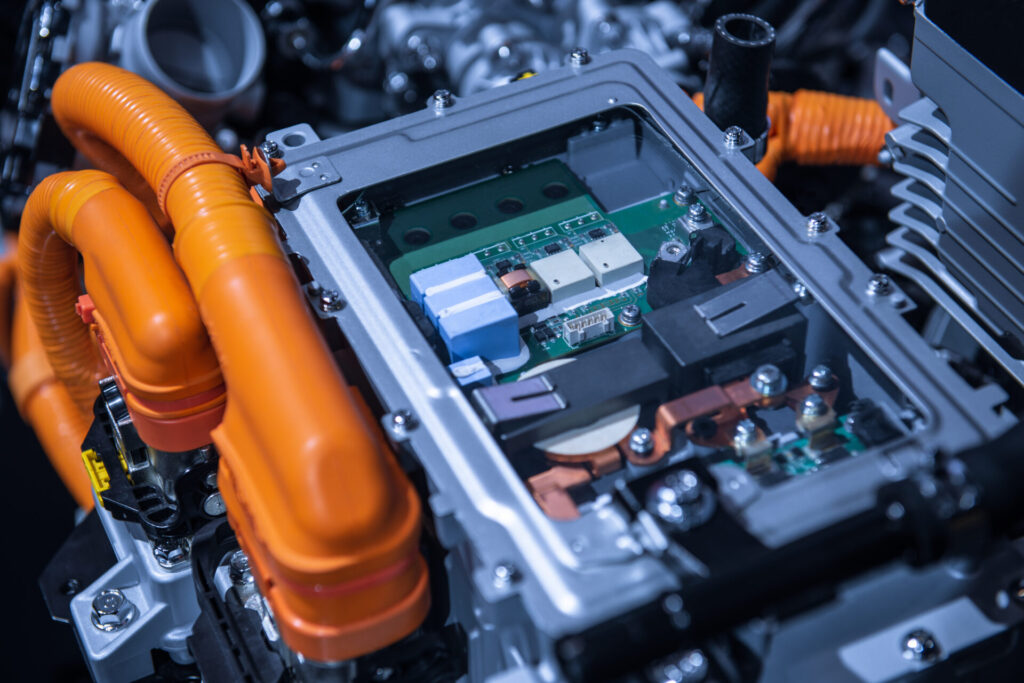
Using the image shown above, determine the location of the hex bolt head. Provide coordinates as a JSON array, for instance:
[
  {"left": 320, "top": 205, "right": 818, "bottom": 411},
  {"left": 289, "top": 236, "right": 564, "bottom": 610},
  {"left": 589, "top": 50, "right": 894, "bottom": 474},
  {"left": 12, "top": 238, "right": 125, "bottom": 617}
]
[
  {"left": 867, "top": 273, "right": 893, "bottom": 297},
  {"left": 389, "top": 409, "right": 417, "bottom": 435},
  {"left": 902, "top": 629, "right": 941, "bottom": 662},
  {"left": 672, "top": 650, "right": 709, "bottom": 682},
  {"left": 744, "top": 251, "right": 769, "bottom": 274},
  {"left": 91, "top": 589, "right": 136, "bottom": 632},
  {"left": 229, "top": 549, "right": 254, "bottom": 586},
  {"left": 618, "top": 304, "right": 642, "bottom": 327},
  {"left": 648, "top": 470, "right": 715, "bottom": 530},
  {"left": 733, "top": 419, "right": 758, "bottom": 445},
  {"left": 806, "top": 211, "right": 829, "bottom": 236},
  {"left": 259, "top": 139, "right": 281, "bottom": 160},
  {"left": 152, "top": 539, "right": 189, "bottom": 569},
  {"left": 799, "top": 393, "right": 828, "bottom": 417},
  {"left": 319, "top": 289, "right": 343, "bottom": 312},
  {"left": 751, "top": 364, "right": 787, "bottom": 397},
  {"left": 723, "top": 126, "right": 745, "bottom": 148},
  {"left": 569, "top": 47, "right": 590, "bottom": 66},
  {"left": 629, "top": 427, "right": 654, "bottom": 455},
  {"left": 431, "top": 89, "right": 454, "bottom": 110},
  {"left": 808, "top": 364, "right": 835, "bottom": 391},
  {"left": 673, "top": 185, "right": 695, "bottom": 207}
]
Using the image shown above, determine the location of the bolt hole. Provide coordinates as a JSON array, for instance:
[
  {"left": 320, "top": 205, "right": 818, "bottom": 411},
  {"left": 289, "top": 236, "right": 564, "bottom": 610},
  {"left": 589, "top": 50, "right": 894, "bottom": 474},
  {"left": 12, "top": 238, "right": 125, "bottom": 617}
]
[
  {"left": 883, "top": 79, "right": 894, "bottom": 106},
  {"left": 542, "top": 182, "right": 569, "bottom": 199},
  {"left": 403, "top": 227, "right": 432, "bottom": 245},
  {"left": 61, "top": 579, "right": 81, "bottom": 596},
  {"left": 283, "top": 132, "right": 306, "bottom": 147},
  {"left": 497, "top": 197, "right": 524, "bottom": 214},
  {"left": 450, "top": 212, "right": 478, "bottom": 230}
]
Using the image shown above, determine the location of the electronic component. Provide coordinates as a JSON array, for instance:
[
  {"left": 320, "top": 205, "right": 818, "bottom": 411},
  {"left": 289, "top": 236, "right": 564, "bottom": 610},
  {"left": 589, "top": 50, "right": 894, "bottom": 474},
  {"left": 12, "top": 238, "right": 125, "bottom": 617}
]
[
  {"left": 577, "top": 232, "right": 644, "bottom": 285},
  {"left": 529, "top": 249, "right": 597, "bottom": 303},
  {"left": 563, "top": 307, "right": 615, "bottom": 346},
  {"left": 499, "top": 266, "right": 550, "bottom": 315},
  {"left": 411, "top": 254, "right": 519, "bottom": 361},
  {"left": 448, "top": 356, "right": 495, "bottom": 388}
]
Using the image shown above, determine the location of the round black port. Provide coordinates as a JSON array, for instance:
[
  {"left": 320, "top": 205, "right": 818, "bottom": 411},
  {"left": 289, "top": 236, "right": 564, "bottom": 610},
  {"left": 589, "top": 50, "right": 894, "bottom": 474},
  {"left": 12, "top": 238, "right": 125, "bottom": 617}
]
[
  {"left": 496, "top": 197, "right": 524, "bottom": 214},
  {"left": 450, "top": 212, "right": 478, "bottom": 230},
  {"left": 403, "top": 227, "right": 432, "bottom": 245},
  {"left": 719, "top": 13, "right": 774, "bottom": 46},
  {"left": 542, "top": 182, "right": 569, "bottom": 199}
]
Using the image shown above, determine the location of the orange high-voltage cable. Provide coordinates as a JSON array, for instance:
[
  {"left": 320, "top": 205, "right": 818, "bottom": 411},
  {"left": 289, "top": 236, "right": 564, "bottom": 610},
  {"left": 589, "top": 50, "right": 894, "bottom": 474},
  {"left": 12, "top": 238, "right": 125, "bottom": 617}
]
[
  {"left": 694, "top": 90, "right": 893, "bottom": 180},
  {"left": 17, "top": 170, "right": 225, "bottom": 451},
  {"left": 49, "top": 62, "right": 429, "bottom": 661}
]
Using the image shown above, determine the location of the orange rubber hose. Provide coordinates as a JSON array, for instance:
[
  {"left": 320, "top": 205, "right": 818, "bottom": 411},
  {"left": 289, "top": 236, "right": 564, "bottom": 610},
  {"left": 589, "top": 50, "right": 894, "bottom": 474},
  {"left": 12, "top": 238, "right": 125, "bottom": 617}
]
[
  {"left": 51, "top": 62, "right": 428, "bottom": 661},
  {"left": 10, "top": 292, "right": 94, "bottom": 509},
  {"left": 694, "top": 90, "right": 893, "bottom": 181}
]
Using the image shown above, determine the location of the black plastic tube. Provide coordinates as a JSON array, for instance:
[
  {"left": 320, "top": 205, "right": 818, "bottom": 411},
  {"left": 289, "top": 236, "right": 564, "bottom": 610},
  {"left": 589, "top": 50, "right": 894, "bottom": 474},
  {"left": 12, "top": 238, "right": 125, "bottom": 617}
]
[{"left": 704, "top": 13, "right": 776, "bottom": 140}]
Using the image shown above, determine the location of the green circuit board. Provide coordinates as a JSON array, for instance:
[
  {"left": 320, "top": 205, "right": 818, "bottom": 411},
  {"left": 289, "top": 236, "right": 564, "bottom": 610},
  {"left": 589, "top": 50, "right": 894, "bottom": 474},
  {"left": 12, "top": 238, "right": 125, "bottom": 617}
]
[{"left": 379, "top": 160, "right": 734, "bottom": 380}]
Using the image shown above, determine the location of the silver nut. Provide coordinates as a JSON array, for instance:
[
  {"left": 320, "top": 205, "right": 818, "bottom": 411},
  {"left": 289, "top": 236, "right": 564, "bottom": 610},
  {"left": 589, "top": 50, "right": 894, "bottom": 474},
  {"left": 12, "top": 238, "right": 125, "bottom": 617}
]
[
  {"left": 153, "top": 539, "right": 189, "bottom": 568},
  {"left": 751, "top": 364, "right": 787, "bottom": 397},
  {"left": 492, "top": 562, "right": 519, "bottom": 588},
  {"left": 723, "top": 126, "right": 745, "bottom": 148},
  {"left": 319, "top": 289, "right": 343, "bottom": 312},
  {"left": 808, "top": 365, "right": 835, "bottom": 391},
  {"left": 901, "top": 629, "right": 941, "bottom": 662},
  {"left": 744, "top": 251, "right": 769, "bottom": 274},
  {"left": 569, "top": 47, "right": 590, "bottom": 66},
  {"left": 91, "top": 589, "right": 136, "bottom": 632},
  {"left": 658, "top": 239, "right": 689, "bottom": 263},
  {"left": 629, "top": 427, "right": 654, "bottom": 455},
  {"left": 806, "top": 211, "right": 829, "bottom": 236},
  {"left": 733, "top": 419, "right": 758, "bottom": 445},
  {"left": 866, "top": 273, "right": 892, "bottom": 297},
  {"left": 799, "top": 393, "right": 828, "bottom": 417},
  {"left": 431, "top": 89, "right": 454, "bottom": 109}
]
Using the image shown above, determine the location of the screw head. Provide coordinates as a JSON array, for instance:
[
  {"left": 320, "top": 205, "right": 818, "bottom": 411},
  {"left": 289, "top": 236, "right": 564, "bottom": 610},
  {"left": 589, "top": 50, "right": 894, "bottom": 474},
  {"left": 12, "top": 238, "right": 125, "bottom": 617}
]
[
  {"left": 319, "top": 289, "right": 343, "bottom": 312},
  {"left": 723, "top": 126, "right": 745, "bottom": 148},
  {"left": 808, "top": 365, "right": 835, "bottom": 390},
  {"left": 569, "top": 47, "right": 590, "bottom": 66},
  {"left": 619, "top": 304, "right": 642, "bottom": 327},
  {"left": 744, "top": 251, "right": 769, "bottom": 274},
  {"left": 733, "top": 419, "right": 758, "bottom": 445},
  {"left": 867, "top": 273, "right": 892, "bottom": 297},
  {"left": 673, "top": 185, "right": 695, "bottom": 207},
  {"left": 203, "top": 492, "right": 227, "bottom": 516},
  {"left": 91, "top": 589, "right": 136, "bottom": 632},
  {"left": 658, "top": 239, "right": 689, "bottom": 263},
  {"left": 629, "top": 427, "right": 654, "bottom": 455},
  {"left": 431, "top": 89, "right": 454, "bottom": 109},
  {"left": 648, "top": 470, "right": 715, "bottom": 530},
  {"left": 799, "top": 393, "right": 828, "bottom": 417},
  {"left": 229, "top": 549, "right": 254, "bottom": 585},
  {"left": 259, "top": 139, "right": 281, "bottom": 160},
  {"left": 751, "top": 364, "right": 787, "bottom": 397},
  {"left": 492, "top": 562, "right": 519, "bottom": 587},
  {"left": 807, "top": 211, "right": 829, "bottom": 236},
  {"left": 390, "top": 409, "right": 416, "bottom": 434},
  {"left": 152, "top": 539, "right": 189, "bottom": 568},
  {"left": 902, "top": 629, "right": 941, "bottom": 662}
]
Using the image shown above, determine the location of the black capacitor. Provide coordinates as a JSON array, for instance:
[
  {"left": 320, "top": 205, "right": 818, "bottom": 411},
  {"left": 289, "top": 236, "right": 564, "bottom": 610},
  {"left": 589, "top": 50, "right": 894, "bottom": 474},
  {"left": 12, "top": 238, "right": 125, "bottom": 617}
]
[{"left": 703, "top": 13, "right": 776, "bottom": 140}]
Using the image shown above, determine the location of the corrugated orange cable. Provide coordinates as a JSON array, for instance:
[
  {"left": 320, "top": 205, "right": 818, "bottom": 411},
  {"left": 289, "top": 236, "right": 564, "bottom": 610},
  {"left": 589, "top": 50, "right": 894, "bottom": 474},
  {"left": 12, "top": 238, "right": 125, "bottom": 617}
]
[
  {"left": 50, "top": 62, "right": 428, "bottom": 661},
  {"left": 694, "top": 90, "right": 893, "bottom": 181},
  {"left": 9, "top": 292, "right": 94, "bottom": 509}
]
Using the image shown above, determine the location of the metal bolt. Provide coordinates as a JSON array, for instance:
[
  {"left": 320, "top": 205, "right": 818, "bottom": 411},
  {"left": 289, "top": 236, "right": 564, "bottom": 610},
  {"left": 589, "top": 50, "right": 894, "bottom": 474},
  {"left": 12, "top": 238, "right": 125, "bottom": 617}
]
[
  {"left": 792, "top": 281, "right": 810, "bottom": 301},
  {"left": 431, "top": 89, "right": 454, "bottom": 110},
  {"left": 229, "top": 549, "right": 254, "bottom": 586},
  {"left": 799, "top": 393, "right": 828, "bottom": 417},
  {"left": 91, "top": 589, "right": 136, "bottom": 632},
  {"left": 204, "top": 471, "right": 218, "bottom": 490},
  {"left": 751, "top": 364, "right": 787, "bottom": 397},
  {"left": 152, "top": 539, "right": 189, "bottom": 568},
  {"left": 808, "top": 365, "right": 835, "bottom": 391},
  {"left": 673, "top": 185, "right": 695, "bottom": 207},
  {"left": 901, "top": 629, "right": 941, "bottom": 662},
  {"left": 569, "top": 47, "right": 590, "bottom": 66},
  {"left": 648, "top": 470, "right": 714, "bottom": 530},
  {"left": 629, "top": 427, "right": 654, "bottom": 455},
  {"left": 492, "top": 562, "right": 519, "bottom": 588},
  {"left": 390, "top": 409, "right": 416, "bottom": 434},
  {"left": 687, "top": 203, "right": 707, "bottom": 220},
  {"left": 867, "top": 273, "right": 892, "bottom": 297},
  {"left": 723, "top": 126, "right": 745, "bottom": 148},
  {"left": 259, "top": 139, "right": 281, "bottom": 160},
  {"left": 352, "top": 198, "right": 372, "bottom": 221},
  {"left": 619, "top": 304, "right": 642, "bottom": 327},
  {"left": 744, "top": 251, "right": 769, "bottom": 274},
  {"left": 733, "top": 419, "right": 758, "bottom": 445},
  {"left": 807, "top": 211, "right": 829, "bottom": 236},
  {"left": 659, "top": 650, "right": 709, "bottom": 683},
  {"left": 319, "top": 289, "right": 343, "bottom": 312},
  {"left": 203, "top": 492, "right": 227, "bottom": 516}
]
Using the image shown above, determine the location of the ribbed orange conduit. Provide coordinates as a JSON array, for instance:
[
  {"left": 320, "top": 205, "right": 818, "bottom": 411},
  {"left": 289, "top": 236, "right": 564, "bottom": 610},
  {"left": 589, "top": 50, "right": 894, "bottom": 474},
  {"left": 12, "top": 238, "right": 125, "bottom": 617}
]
[
  {"left": 9, "top": 293, "right": 94, "bottom": 509},
  {"left": 17, "top": 171, "right": 225, "bottom": 452},
  {"left": 693, "top": 90, "right": 893, "bottom": 181},
  {"left": 51, "top": 63, "right": 429, "bottom": 661}
]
